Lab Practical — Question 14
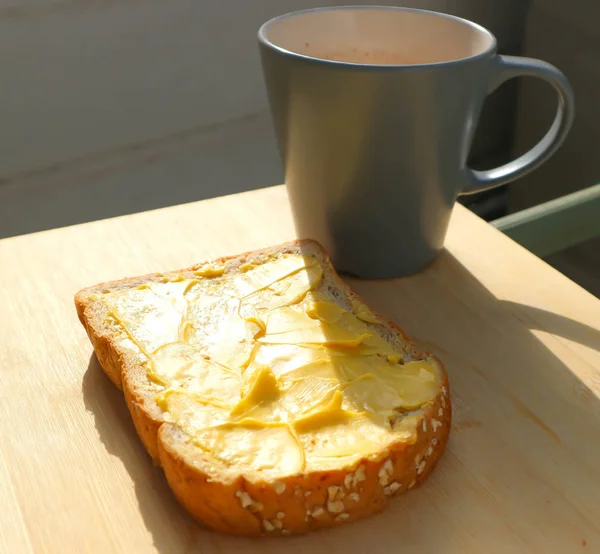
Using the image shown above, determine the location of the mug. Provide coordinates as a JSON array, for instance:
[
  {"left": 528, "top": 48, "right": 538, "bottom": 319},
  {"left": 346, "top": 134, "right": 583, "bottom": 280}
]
[{"left": 258, "top": 6, "right": 574, "bottom": 278}]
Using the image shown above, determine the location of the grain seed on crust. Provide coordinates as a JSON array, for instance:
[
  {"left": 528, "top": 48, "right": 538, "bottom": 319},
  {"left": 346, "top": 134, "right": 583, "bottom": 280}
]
[
  {"left": 344, "top": 473, "right": 354, "bottom": 489},
  {"left": 273, "top": 481, "right": 286, "bottom": 495},
  {"left": 432, "top": 419, "right": 442, "bottom": 432},
  {"left": 355, "top": 465, "right": 367, "bottom": 482},
  {"left": 327, "top": 485, "right": 344, "bottom": 502},
  {"left": 422, "top": 420, "right": 427, "bottom": 432},
  {"left": 438, "top": 407, "right": 443, "bottom": 417},
  {"left": 349, "top": 493, "right": 360, "bottom": 502},
  {"left": 234, "top": 490, "right": 264, "bottom": 512},
  {"left": 416, "top": 461, "right": 427, "bottom": 475},
  {"left": 235, "top": 491, "right": 253, "bottom": 509},
  {"left": 384, "top": 482, "right": 401, "bottom": 496},
  {"left": 263, "top": 520, "right": 275, "bottom": 532},
  {"left": 327, "top": 500, "right": 345, "bottom": 514},
  {"left": 378, "top": 459, "right": 394, "bottom": 486},
  {"left": 335, "top": 513, "right": 350, "bottom": 522},
  {"left": 273, "top": 519, "right": 283, "bottom": 530},
  {"left": 378, "top": 467, "right": 390, "bottom": 487}
]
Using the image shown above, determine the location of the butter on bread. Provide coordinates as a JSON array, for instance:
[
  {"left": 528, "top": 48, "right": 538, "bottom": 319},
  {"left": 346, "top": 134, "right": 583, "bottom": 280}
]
[{"left": 75, "top": 240, "right": 451, "bottom": 536}]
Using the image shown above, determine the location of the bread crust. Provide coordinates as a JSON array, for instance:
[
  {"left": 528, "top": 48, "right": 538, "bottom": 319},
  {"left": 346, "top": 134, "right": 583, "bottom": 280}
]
[{"left": 75, "top": 239, "right": 451, "bottom": 536}]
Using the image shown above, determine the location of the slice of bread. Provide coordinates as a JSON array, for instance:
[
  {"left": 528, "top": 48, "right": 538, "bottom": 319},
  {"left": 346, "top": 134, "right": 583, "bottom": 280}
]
[{"left": 75, "top": 240, "right": 450, "bottom": 536}]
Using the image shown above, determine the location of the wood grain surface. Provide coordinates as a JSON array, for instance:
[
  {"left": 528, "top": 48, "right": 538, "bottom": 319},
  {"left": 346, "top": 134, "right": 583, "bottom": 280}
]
[{"left": 1, "top": 185, "right": 599, "bottom": 553}]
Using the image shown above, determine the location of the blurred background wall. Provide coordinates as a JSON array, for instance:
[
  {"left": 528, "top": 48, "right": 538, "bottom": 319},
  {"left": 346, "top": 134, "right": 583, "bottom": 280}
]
[{"left": 0, "top": 0, "right": 528, "bottom": 237}]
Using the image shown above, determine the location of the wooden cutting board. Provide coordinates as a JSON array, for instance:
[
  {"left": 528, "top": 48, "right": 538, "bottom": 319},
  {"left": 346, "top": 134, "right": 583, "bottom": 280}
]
[{"left": 1, "top": 185, "right": 599, "bottom": 553}]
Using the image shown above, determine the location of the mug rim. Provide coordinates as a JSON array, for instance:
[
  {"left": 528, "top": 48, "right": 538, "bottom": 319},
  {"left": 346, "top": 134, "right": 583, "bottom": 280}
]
[{"left": 258, "top": 5, "right": 498, "bottom": 69}]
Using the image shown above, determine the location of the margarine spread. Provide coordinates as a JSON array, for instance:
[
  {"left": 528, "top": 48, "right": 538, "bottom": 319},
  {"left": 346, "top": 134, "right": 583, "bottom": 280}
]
[{"left": 100, "top": 255, "right": 441, "bottom": 478}]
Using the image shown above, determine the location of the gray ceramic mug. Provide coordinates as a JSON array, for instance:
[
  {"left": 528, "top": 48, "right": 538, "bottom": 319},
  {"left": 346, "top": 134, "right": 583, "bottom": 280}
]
[{"left": 258, "top": 6, "right": 574, "bottom": 278}]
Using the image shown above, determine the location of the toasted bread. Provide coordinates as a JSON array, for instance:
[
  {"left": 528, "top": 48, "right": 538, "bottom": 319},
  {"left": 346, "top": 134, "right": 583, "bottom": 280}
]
[{"left": 75, "top": 240, "right": 450, "bottom": 536}]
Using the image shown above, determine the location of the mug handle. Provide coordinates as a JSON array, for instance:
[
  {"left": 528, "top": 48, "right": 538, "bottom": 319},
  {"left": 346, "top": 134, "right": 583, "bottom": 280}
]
[{"left": 463, "top": 55, "right": 575, "bottom": 194}]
